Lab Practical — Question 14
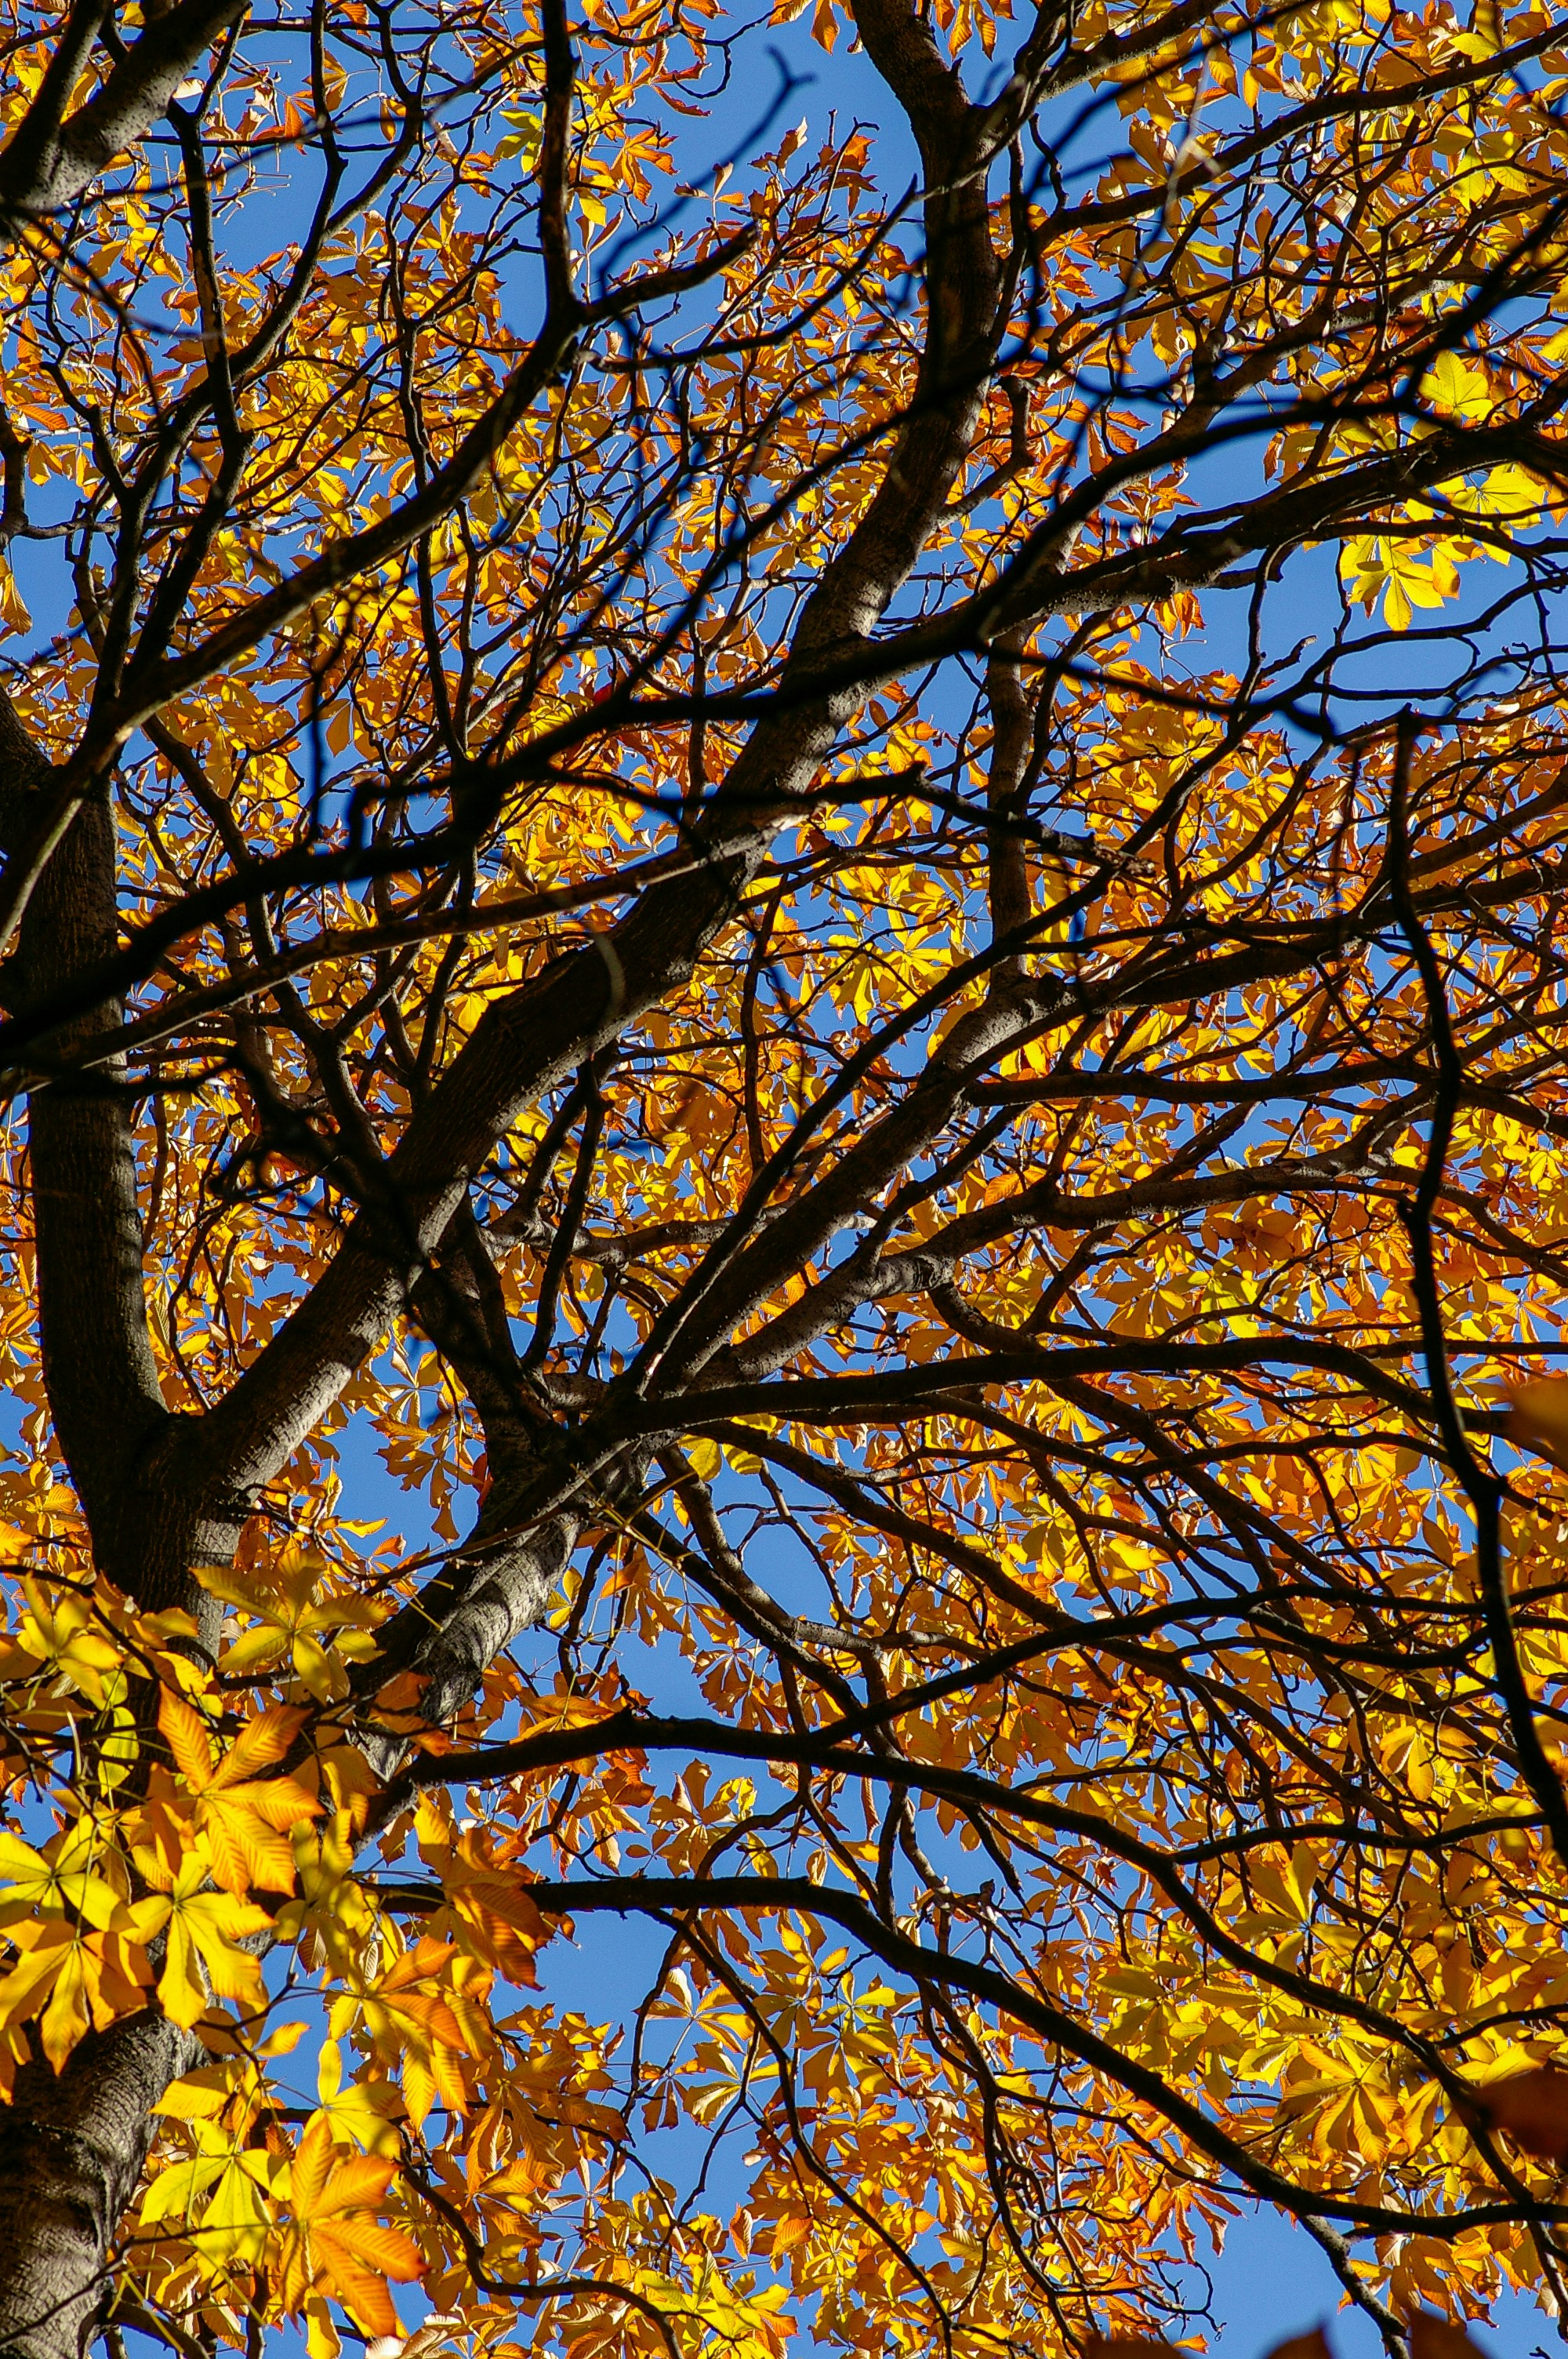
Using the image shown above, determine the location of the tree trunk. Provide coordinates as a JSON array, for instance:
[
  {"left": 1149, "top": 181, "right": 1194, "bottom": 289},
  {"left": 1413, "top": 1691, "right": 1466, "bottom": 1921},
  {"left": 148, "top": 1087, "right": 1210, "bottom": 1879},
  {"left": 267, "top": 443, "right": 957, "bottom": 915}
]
[
  {"left": 0, "top": 693, "right": 216, "bottom": 2355},
  {"left": 0, "top": 2016, "right": 200, "bottom": 2359}
]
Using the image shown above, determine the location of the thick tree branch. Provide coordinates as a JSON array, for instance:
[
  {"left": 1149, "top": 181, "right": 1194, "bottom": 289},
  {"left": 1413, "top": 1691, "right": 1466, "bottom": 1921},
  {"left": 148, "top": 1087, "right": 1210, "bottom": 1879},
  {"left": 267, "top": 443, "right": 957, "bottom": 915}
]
[{"left": 0, "top": 0, "right": 249, "bottom": 231}]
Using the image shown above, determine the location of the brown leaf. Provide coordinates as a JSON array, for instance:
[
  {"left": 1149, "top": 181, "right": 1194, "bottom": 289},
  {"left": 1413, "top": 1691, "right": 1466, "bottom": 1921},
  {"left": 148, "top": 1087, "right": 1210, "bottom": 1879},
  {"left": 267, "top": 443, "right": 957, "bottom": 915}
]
[
  {"left": 1465, "top": 2064, "right": 1568, "bottom": 2163},
  {"left": 1264, "top": 2328, "right": 1331, "bottom": 2359},
  {"left": 1504, "top": 1378, "right": 1568, "bottom": 1472},
  {"left": 1408, "top": 2314, "right": 1489, "bottom": 2359}
]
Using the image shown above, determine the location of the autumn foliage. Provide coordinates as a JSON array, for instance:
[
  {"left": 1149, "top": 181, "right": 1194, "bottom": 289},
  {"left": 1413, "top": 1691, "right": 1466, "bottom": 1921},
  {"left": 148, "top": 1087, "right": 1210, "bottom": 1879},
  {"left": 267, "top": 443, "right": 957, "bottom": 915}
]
[{"left": 5, "top": 0, "right": 1568, "bottom": 2353}]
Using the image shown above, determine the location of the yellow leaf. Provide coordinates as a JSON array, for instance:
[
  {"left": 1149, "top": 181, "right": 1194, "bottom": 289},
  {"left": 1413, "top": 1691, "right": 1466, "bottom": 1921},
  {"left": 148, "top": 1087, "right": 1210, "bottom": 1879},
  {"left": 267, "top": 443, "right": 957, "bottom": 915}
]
[
  {"left": 1507, "top": 1377, "right": 1568, "bottom": 1471},
  {"left": 1421, "top": 352, "right": 1494, "bottom": 424},
  {"left": 687, "top": 1435, "right": 722, "bottom": 1481},
  {"left": 128, "top": 1845, "right": 272, "bottom": 2028},
  {"left": 0, "top": 1825, "right": 125, "bottom": 1929}
]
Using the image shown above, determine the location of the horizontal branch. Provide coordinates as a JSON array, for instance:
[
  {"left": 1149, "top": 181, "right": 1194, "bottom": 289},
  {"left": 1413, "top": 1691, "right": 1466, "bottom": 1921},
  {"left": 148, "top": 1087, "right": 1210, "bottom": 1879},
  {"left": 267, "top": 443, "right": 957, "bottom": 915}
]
[
  {"left": 644, "top": 1337, "right": 1439, "bottom": 1438},
  {"left": 384, "top": 1706, "right": 1468, "bottom": 2077},
  {"left": 387, "top": 1863, "right": 1556, "bottom": 2237}
]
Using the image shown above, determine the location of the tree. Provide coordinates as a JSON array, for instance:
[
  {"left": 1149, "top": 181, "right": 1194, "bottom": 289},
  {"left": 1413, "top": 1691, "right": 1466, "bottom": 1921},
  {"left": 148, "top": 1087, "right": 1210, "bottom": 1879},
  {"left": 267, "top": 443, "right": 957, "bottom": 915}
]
[{"left": 1, "top": 0, "right": 1568, "bottom": 2350}]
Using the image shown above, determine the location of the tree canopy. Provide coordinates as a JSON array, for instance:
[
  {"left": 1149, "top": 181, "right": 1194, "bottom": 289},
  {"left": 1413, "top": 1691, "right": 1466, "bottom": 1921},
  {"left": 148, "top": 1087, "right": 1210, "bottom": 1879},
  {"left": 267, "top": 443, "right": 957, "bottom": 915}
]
[{"left": 2, "top": 0, "right": 1568, "bottom": 2354}]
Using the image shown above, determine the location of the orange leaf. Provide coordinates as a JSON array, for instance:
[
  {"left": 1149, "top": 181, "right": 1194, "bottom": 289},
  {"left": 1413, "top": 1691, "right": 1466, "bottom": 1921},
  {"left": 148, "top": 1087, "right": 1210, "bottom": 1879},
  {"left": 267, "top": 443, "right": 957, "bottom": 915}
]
[
  {"left": 213, "top": 1703, "right": 310, "bottom": 1788},
  {"left": 280, "top": 2116, "right": 424, "bottom": 2334},
  {"left": 445, "top": 1874, "right": 545, "bottom": 1983},
  {"left": 158, "top": 1693, "right": 318, "bottom": 1893},
  {"left": 158, "top": 1688, "right": 217, "bottom": 1787}
]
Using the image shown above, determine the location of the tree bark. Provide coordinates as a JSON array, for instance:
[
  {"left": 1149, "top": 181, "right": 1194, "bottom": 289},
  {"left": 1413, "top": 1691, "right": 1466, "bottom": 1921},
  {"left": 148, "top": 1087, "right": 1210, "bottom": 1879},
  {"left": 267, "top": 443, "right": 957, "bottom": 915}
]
[
  {"left": 0, "top": 2016, "right": 199, "bottom": 2359},
  {"left": 0, "top": 693, "right": 221, "bottom": 2359},
  {"left": 0, "top": 0, "right": 249, "bottom": 237}
]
